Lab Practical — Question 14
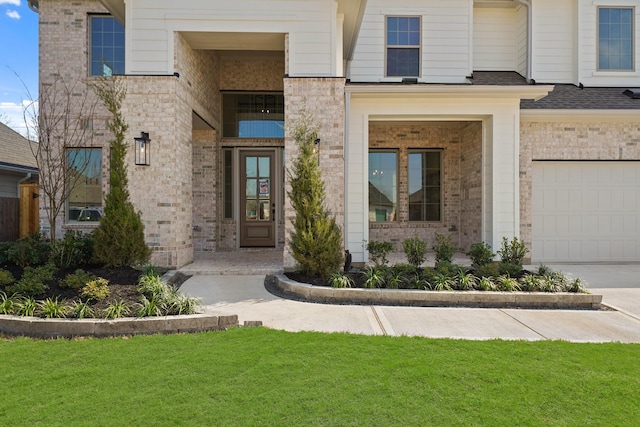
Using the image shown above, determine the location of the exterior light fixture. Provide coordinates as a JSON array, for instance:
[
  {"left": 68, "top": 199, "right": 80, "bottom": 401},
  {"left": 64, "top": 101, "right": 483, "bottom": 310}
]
[
  {"left": 134, "top": 132, "right": 150, "bottom": 166},
  {"left": 313, "top": 138, "right": 321, "bottom": 163}
]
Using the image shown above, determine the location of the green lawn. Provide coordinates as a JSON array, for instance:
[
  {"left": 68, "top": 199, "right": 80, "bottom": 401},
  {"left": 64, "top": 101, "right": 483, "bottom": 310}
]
[{"left": 1, "top": 328, "right": 639, "bottom": 426}]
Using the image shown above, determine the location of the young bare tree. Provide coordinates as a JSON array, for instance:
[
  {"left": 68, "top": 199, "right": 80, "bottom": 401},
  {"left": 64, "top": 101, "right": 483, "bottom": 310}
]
[{"left": 22, "top": 76, "right": 100, "bottom": 241}]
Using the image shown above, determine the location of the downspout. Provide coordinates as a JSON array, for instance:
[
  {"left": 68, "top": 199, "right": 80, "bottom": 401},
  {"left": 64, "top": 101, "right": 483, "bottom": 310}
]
[
  {"left": 17, "top": 173, "right": 32, "bottom": 197},
  {"left": 516, "top": 0, "right": 533, "bottom": 83}
]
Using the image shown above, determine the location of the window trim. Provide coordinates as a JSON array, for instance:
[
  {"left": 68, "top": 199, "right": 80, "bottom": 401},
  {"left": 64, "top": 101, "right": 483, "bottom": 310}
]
[
  {"left": 407, "top": 149, "right": 443, "bottom": 223},
  {"left": 88, "top": 14, "right": 125, "bottom": 77},
  {"left": 368, "top": 149, "right": 399, "bottom": 223},
  {"left": 596, "top": 6, "right": 635, "bottom": 72},
  {"left": 385, "top": 15, "right": 422, "bottom": 78}
]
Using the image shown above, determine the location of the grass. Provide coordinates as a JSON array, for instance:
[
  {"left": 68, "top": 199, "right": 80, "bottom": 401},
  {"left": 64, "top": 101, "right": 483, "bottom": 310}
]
[{"left": 1, "top": 328, "right": 639, "bottom": 426}]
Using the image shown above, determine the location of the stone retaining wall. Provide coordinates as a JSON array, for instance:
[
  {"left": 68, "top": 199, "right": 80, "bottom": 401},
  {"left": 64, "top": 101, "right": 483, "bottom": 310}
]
[{"left": 267, "top": 275, "right": 602, "bottom": 310}]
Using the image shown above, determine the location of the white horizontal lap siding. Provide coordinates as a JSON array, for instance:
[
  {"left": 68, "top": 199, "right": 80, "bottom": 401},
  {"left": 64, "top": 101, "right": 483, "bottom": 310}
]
[
  {"left": 126, "top": 0, "right": 334, "bottom": 76},
  {"left": 516, "top": 5, "right": 527, "bottom": 77},
  {"left": 532, "top": 161, "right": 640, "bottom": 262},
  {"left": 473, "top": 8, "right": 516, "bottom": 71},
  {"left": 578, "top": 0, "right": 640, "bottom": 86},
  {"left": 349, "top": 0, "right": 470, "bottom": 83},
  {"left": 531, "top": 0, "right": 576, "bottom": 84}
]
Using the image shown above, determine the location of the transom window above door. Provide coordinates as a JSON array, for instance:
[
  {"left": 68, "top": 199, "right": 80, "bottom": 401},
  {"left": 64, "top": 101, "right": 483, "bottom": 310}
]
[
  {"left": 386, "top": 16, "right": 421, "bottom": 77},
  {"left": 223, "top": 93, "right": 285, "bottom": 138}
]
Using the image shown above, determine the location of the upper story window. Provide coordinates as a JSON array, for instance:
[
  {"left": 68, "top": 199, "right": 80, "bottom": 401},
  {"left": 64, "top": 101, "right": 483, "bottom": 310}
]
[
  {"left": 222, "top": 93, "right": 285, "bottom": 138},
  {"left": 598, "top": 7, "right": 634, "bottom": 71},
  {"left": 89, "top": 15, "right": 125, "bottom": 76},
  {"left": 386, "top": 16, "right": 421, "bottom": 77}
]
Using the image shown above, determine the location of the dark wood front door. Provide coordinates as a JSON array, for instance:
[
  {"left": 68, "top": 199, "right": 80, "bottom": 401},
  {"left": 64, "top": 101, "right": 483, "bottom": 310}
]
[{"left": 240, "top": 151, "right": 276, "bottom": 247}]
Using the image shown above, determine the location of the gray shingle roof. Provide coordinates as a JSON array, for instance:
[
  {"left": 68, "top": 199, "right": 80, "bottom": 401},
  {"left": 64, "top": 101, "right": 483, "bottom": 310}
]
[
  {"left": 471, "top": 71, "right": 640, "bottom": 110},
  {"left": 0, "top": 122, "right": 38, "bottom": 170}
]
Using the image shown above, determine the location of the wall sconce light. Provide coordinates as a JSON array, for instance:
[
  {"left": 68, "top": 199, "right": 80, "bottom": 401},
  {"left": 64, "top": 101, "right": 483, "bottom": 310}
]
[
  {"left": 134, "top": 132, "right": 150, "bottom": 166},
  {"left": 313, "top": 138, "right": 321, "bottom": 163}
]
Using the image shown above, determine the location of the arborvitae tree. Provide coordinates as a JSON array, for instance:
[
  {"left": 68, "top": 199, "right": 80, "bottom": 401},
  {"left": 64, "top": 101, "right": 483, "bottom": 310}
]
[
  {"left": 287, "top": 111, "right": 342, "bottom": 277},
  {"left": 91, "top": 77, "right": 151, "bottom": 267}
]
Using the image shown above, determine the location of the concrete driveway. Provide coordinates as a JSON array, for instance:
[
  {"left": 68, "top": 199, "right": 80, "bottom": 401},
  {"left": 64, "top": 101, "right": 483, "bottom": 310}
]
[{"left": 180, "top": 264, "right": 640, "bottom": 343}]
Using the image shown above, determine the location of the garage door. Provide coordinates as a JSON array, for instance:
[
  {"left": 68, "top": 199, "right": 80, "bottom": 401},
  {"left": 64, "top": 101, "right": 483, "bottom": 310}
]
[{"left": 532, "top": 161, "right": 640, "bottom": 263}]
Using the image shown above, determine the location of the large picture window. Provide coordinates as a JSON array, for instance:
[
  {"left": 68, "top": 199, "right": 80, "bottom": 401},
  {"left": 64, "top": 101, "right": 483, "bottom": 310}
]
[
  {"left": 222, "top": 93, "right": 285, "bottom": 138},
  {"left": 408, "top": 150, "right": 441, "bottom": 222},
  {"left": 67, "top": 148, "right": 102, "bottom": 223},
  {"left": 369, "top": 151, "right": 397, "bottom": 222},
  {"left": 386, "top": 16, "right": 421, "bottom": 77},
  {"left": 90, "top": 15, "right": 125, "bottom": 76},
  {"left": 598, "top": 7, "right": 634, "bottom": 71}
]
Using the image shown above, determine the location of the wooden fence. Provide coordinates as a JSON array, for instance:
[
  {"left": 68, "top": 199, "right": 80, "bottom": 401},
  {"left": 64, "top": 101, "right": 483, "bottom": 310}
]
[{"left": 0, "top": 197, "right": 19, "bottom": 241}]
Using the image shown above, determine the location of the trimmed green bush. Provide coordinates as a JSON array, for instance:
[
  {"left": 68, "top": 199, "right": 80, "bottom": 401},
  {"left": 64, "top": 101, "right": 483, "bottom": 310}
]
[
  {"left": 433, "top": 234, "right": 457, "bottom": 264},
  {"left": 367, "top": 241, "right": 394, "bottom": 266},
  {"left": 6, "top": 232, "right": 49, "bottom": 267},
  {"left": 6, "top": 264, "right": 56, "bottom": 297},
  {"left": 81, "top": 278, "right": 110, "bottom": 301},
  {"left": 50, "top": 230, "right": 94, "bottom": 269},
  {"left": 468, "top": 242, "right": 495, "bottom": 268},
  {"left": 60, "top": 269, "right": 97, "bottom": 290},
  {"left": 402, "top": 237, "right": 428, "bottom": 267},
  {"left": 497, "top": 237, "right": 528, "bottom": 266},
  {"left": 0, "top": 269, "right": 15, "bottom": 286}
]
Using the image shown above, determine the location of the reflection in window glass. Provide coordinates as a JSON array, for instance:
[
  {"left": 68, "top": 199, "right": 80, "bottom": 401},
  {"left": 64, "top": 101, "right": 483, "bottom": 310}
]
[
  {"left": 598, "top": 7, "right": 634, "bottom": 70},
  {"left": 408, "top": 151, "right": 441, "bottom": 222},
  {"left": 223, "top": 93, "right": 285, "bottom": 138},
  {"left": 90, "top": 15, "right": 125, "bottom": 76},
  {"left": 369, "top": 151, "right": 397, "bottom": 222},
  {"left": 67, "top": 148, "right": 102, "bottom": 223},
  {"left": 386, "top": 16, "right": 421, "bottom": 77}
]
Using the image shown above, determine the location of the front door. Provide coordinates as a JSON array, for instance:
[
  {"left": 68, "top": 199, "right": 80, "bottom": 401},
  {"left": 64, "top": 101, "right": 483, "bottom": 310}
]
[{"left": 240, "top": 151, "right": 276, "bottom": 247}]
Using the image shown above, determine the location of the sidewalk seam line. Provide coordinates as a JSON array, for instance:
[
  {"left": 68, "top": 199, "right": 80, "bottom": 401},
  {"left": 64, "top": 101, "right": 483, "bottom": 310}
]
[
  {"left": 370, "top": 306, "right": 388, "bottom": 336},
  {"left": 602, "top": 303, "right": 640, "bottom": 323},
  {"left": 499, "top": 309, "right": 548, "bottom": 340}
]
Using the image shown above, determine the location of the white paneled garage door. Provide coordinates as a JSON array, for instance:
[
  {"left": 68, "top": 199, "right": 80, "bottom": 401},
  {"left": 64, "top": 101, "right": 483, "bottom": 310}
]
[{"left": 532, "top": 161, "right": 640, "bottom": 263}]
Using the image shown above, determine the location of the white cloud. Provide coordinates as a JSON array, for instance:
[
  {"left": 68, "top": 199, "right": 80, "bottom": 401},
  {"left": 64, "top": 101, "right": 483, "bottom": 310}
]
[
  {"left": 0, "top": 1, "right": 21, "bottom": 6},
  {"left": 6, "top": 9, "right": 20, "bottom": 19},
  {"left": 0, "top": 100, "right": 37, "bottom": 138}
]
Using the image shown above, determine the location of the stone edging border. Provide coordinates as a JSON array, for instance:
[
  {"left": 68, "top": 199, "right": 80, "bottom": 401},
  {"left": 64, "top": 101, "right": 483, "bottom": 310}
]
[
  {"left": 0, "top": 270, "right": 238, "bottom": 339},
  {"left": 0, "top": 313, "right": 239, "bottom": 339},
  {"left": 266, "top": 275, "right": 603, "bottom": 310}
]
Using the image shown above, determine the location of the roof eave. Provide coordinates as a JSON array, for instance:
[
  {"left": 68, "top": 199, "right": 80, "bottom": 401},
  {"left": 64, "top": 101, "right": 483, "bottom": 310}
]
[
  {"left": 346, "top": 84, "right": 554, "bottom": 101},
  {"left": 99, "top": 0, "right": 126, "bottom": 24}
]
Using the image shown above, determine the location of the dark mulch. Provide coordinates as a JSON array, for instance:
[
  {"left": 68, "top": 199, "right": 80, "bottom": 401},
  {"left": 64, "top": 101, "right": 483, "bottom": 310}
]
[{"left": 1, "top": 263, "right": 149, "bottom": 313}]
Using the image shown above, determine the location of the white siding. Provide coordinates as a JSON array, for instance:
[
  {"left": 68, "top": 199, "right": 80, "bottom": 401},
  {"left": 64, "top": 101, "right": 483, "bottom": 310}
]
[
  {"left": 349, "top": 0, "right": 471, "bottom": 83},
  {"left": 125, "top": 0, "right": 336, "bottom": 76},
  {"left": 578, "top": 0, "right": 640, "bottom": 87},
  {"left": 515, "top": 5, "right": 527, "bottom": 77},
  {"left": 473, "top": 8, "right": 516, "bottom": 71},
  {"left": 531, "top": 0, "right": 576, "bottom": 84}
]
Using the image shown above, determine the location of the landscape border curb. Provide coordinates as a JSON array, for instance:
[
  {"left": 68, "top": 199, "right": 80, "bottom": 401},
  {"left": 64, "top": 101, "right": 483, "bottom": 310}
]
[
  {"left": 267, "top": 275, "right": 603, "bottom": 310},
  {"left": 0, "top": 313, "right": 239, "bottom": 339}
]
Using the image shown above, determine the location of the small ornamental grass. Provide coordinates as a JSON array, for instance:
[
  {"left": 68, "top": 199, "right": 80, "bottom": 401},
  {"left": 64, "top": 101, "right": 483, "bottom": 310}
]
[
  {"left": 328, "top": 272, "right": 353, "bottom": 288},
  {"left": 38, "top": 297, "right": 69, "bottom": 318}
]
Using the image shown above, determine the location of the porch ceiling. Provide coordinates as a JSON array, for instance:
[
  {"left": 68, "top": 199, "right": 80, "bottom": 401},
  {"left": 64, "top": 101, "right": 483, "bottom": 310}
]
[{"left": 181, "top": 32, "right": 286, "bottom": 51}]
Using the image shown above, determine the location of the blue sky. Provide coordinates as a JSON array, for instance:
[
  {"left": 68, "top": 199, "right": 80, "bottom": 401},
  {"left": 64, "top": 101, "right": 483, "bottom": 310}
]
[{"left": 0, "top": 0, "right": 38, "bottom": 136}]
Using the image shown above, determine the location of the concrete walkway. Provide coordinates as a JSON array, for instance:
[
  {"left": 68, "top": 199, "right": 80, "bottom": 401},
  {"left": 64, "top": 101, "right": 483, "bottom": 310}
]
[{"left": 179, "top": 264, "right": 640, "bottom": 343}]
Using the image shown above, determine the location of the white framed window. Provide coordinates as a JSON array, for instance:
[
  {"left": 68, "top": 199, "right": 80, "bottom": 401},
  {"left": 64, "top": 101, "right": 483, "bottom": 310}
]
[
  {"left": 598, "top": 7, "right": 634, "bottom": 71},
  {"left": 386, "top": 16, "right": 421, "bottom": 77},
  {"left": 67, "top": 148, "right": 102, "bottom": 223}
]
